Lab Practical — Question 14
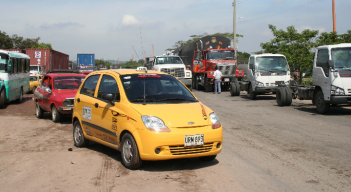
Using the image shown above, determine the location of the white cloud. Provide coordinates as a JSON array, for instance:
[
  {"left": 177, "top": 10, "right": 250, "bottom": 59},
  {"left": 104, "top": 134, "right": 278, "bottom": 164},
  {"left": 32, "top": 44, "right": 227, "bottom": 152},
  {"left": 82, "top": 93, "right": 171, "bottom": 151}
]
[{"left": 120, "top": 15, "right": 140, "bottom": 26}]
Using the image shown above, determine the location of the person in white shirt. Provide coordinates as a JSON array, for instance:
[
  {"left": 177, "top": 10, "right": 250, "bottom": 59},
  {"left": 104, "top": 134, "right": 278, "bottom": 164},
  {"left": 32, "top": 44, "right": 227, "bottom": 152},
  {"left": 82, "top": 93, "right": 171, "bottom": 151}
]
[{"left": 213, "top": 65, "right": 223, "bottom": 94}]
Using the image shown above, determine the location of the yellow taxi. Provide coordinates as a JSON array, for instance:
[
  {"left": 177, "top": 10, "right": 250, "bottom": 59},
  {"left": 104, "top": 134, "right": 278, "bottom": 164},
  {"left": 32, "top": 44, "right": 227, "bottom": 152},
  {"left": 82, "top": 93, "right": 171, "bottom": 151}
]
[
  {"left": 30, "top": 75, "right": 43, "bottom": 92},
  {"left": 72, "top": 67, "right": 223, "bottom": 169}
]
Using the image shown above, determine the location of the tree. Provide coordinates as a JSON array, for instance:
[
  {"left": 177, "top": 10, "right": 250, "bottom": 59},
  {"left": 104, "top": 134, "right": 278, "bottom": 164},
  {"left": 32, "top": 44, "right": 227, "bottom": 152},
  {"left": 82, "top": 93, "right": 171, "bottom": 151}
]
[
  {"left": 316, "top": 30, "right": 351, "bottom": 45},
  {"left": 237, "top": 51, "right": 250, "bottom": 64},
  {"left": 95, "top": 59, "right": 111, "bottom": 69},
  {"left": 32, "top": 43, "right": 53, "bottom": 49},
  {"left": 0, "top": 31, "right": 13, "bottom": 49},
  {"left": 120, "top": 59, "right": 143, "bottom": 69},
  {"left": 260, "top": 25, "right": 319, "bottom": 84}
]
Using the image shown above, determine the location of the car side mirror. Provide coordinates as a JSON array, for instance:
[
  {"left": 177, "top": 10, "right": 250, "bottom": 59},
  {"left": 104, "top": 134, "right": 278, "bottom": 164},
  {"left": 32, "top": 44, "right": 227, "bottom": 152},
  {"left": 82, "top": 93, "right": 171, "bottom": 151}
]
[
  {"left": 101, "top": 93, "right": 116, "bottom": 106},
  {"left": 45, "top": 87, "right": 52, "bottom": 94},
  {"left": 328, "top": 60, "right": 334, "bottom": 69}
]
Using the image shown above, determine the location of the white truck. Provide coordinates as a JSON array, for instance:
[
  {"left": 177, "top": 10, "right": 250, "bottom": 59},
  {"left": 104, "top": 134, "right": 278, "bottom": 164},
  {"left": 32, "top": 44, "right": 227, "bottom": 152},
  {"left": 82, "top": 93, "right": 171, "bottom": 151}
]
[
  {"left": 29, "top": 65, "right": 43, "bottom": 75},
  {"left": 151, "top": 55, "right": 192, "bottom": 87},
  {"left": 230, "top": 53, "right": 291, "bottom": 99},
  {"left": 276, "top": 43, "right": 351, "bottom": 114}
]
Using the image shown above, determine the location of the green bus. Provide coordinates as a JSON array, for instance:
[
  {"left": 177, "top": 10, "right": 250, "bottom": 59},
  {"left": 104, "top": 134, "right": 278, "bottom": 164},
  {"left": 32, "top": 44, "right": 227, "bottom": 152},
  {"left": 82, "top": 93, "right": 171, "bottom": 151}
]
[{"left": 0, "top": 50, "right": 30, "bottom": 108}]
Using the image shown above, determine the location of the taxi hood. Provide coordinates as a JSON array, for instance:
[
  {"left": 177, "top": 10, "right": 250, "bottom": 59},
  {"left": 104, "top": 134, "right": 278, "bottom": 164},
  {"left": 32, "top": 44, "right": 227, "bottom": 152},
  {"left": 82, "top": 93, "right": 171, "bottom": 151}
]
[{"left": 130, "top": 102, "right": 210, "bottom": 128}]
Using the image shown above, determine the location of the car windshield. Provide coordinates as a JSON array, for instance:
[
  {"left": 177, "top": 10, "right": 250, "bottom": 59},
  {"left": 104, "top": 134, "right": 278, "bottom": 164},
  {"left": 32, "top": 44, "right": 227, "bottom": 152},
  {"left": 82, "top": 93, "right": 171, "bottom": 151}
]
[
  {"left": 256, "top": 56, "right": 289, "bottom": 71},
  {"left": 206, "top": 50, "right": 235, "bottom": 60},
  {"left": 331, "top": 48, "right": 351, "bottom": 70},
  {"left": 53, "top": 76, "right": 85, "bottom": 90},
  {"left": 120, "top": 74, "right": 198, "bottom": 104},
  {"left": 155, "top": 57, "right": 183, "bottom": 64},
  {"left": 30, "top": 76, "right": 38, "bottom": 81}
]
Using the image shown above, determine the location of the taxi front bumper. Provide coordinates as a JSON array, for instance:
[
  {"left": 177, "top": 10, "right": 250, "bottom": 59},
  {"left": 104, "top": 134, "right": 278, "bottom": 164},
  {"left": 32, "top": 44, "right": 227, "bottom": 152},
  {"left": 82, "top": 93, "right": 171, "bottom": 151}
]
[{"left": 136, "top": 125, "right": 223, "bottom": 161}]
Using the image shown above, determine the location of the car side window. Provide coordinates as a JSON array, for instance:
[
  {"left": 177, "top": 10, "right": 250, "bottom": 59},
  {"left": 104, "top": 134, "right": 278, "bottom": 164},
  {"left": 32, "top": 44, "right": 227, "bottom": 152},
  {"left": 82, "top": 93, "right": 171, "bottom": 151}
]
[
  {"left": 80, "top": 75, "right": 100, "bottom": 97},
  {"left": 97, "top": 75, "right": 120, "bottom": 101},
  {"left": 42, "top": 77, "right": 49, "bottom": 88},
  {"left": 316, "top": 49, "right": 329, "bottom": 77}
]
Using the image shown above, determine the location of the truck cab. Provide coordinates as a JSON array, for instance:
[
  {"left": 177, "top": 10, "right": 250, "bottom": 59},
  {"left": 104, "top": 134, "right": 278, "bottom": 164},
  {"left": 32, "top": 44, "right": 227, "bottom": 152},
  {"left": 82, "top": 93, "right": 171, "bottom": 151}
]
[
  {"left": 30, "top": 65, "right": 43, "bottom": 75},
  {"left": 240, "top": 54, "right": 290, "bottom": 99},
  {"left": 152, "top": 55, "right": 192, "bottom": 87}
]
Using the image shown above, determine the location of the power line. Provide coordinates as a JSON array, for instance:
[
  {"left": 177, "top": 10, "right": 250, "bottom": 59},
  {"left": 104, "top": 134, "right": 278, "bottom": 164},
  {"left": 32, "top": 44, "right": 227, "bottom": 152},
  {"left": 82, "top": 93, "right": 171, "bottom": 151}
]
[
  {"left": 238, "top": 0, "right": 323, "bottom": 24},
  {"left": 132, "top": 46, "right": 140, "bottom": 60}
]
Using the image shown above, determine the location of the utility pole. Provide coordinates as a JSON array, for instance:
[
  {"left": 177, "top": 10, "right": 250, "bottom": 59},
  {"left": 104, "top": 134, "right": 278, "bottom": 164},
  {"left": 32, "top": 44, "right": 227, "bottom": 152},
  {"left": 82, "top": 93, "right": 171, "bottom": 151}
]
[
  {"left": 332, "top": 0, "right": 336, "bottom": 32},
  {"left": 233, "top": 0, "right": 237, "bottom": 64}
]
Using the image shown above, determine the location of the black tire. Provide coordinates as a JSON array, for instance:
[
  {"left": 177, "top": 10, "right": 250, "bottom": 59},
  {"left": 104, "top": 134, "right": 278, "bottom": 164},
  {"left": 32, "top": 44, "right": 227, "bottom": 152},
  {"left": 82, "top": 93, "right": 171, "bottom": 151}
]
[
  {"left": 249, "top": 84, "right": 256, "bottom": 100},
  {"left": 276, "top": 87, "right": 287, "bottom": 106},
  {"left": 73, "top": 120, "right": 89, "bottom": 147},
  {"left": 35, "top": 102, "right": 44, "bottom": 118},
  {"left": 51, "top": 105, "right": 61, "bottom": 122},
  {"left": 195, "top": 76, "right": 199, "bottom": 90},
  {"left": 192, "top": 75, "right": 196, "bottom": 90},
  {"left": 17, "top": 88, "right": 23, "bottom": 103},
  {"left": 235, "top": 82, "right": 240, "bottom": 96},
  {"left": 0, "top": 89, "right": 6, "bottom": 109},
  {"left": 230, "top": 83, "right": 237, "bottom": 96},
  {"left": 315, "top": 90, "right": 330, "bottom": 114},
  {"left": 121, "top": 133, "right": 142, "bottom": 169},
  {"left": 284, "top": 86, "right": 293, "bottom": 106},
  {"left": 199, "top": 155, "right": 217, "bottom": 161},
  {"left": 205, "top": 79, "right": 212, "bottom": 92}
]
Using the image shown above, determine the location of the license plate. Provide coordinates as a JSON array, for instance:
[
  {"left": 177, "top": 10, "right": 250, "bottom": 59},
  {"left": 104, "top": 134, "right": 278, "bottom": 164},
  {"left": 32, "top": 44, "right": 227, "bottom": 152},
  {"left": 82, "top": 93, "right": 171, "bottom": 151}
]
[
  {"left": 184, "top": 134, "right": 204, "bottom": 147},
  {"left": 224, "top": 78, "right": 230, "bottom": 82}
]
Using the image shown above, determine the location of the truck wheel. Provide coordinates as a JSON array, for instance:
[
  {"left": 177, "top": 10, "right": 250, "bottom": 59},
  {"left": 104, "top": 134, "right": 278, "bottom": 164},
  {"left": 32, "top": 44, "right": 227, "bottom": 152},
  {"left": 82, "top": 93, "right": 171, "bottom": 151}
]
[
  {"left": 284, "top": 87, "right": 292, "bottom": 106},
  {"left": 0, "top": 89, "right": 6, "bottom": 109},
  {"left": 249, "top": 84, "right": 256, "bottom": 100},
  {"left": 204, "top": 77, "right": 212, "bottom": 92},
  {"left": 52, "top": 105, "right": 61, "bottom": 122},
  {"left": 195, "top": 76, "right": 199, "bottom": 90},
  {"left": 35, "top": 102, "right": 44, "bottom": 118},
  {"left": 235, "top": 82, "right": 240, "bottom": 96},
  {"left": 230, "top": 83, "right": 237, "bottom": 96},
  {"left": 315, "top": 90, "right": 330, "bottom": 114},
  {"left": 73, "top": 120, "right": 89, "bottom": 147},
  {"left": 121, "top": 133, "right": 143, "bottom": 169},
  {"left": 276, "top": 87, "right": 287, "bottom": 106},
  {"left": 192, "top": 76, "right": 197, "bottom": 90}
]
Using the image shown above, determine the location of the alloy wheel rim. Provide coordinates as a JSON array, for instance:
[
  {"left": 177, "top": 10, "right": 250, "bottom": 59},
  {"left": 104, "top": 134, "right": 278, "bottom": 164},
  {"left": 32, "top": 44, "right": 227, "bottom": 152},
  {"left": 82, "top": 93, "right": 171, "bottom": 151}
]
[
  {"left": 36, "top": 104, "right": 39, "bottom": 116},
  {"left": 74, "top": 125, "right": 81, "bottom": 143},
  {"left": 52, "top": 109, "right": 56, "bottom": 120},
  {"left": 123, "top": 140, "right": 133, "bottom": 163}
]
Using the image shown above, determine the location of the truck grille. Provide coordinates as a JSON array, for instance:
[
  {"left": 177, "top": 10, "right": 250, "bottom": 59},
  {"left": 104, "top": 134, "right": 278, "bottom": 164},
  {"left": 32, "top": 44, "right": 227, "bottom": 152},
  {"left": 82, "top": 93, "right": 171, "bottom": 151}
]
[
  {"left": 160, "top": 68, "right": 184, "bottom": 77},
  {"left": 169, "top": 143, "right": 214, "bottom": 155},
  {"left": 218, "top": 65, "right": 236, "bottom": 75}
]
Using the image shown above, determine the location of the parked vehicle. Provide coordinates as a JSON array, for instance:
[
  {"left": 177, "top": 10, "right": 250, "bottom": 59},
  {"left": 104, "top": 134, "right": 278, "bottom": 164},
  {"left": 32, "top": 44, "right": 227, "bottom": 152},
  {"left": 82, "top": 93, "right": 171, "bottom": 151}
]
[
  {"left": 26, "top": 48, "right": 69, "bottom": 73},
  {"left": 174, "top": 36, "right": 244, "bottom": 92},
  {"left": 29, "top": 65, "right": 43, "bottom": 75},
  {"left": 72, "top": 67, "right": 223, "bottom": 169},
  {"left": 231, "top": 53, "right": 291, "bottom": 99},
  {"left": 150, "top": 54, "right": 192, "bottom": 87},
  {"left": 0, "top": 50, "right": 30, "bottom": 109},
  {"left": 33, "top": 70, "right": 86, "bottom": 122},
  {"left": 77, "top": 53, "right": 95, "bottom": 75},
  {"left": 30, "top": 75, "right": 43, "bottom": 93},
  {"left": 276, "top": 43, "right": 351, "bottom": 114}
]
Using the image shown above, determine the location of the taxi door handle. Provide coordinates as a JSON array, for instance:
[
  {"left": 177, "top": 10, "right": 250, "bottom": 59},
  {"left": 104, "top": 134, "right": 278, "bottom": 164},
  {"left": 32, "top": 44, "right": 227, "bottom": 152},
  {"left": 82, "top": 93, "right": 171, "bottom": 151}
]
[{"left": 95, "top": 103, "right": 98, "bottom": 108}]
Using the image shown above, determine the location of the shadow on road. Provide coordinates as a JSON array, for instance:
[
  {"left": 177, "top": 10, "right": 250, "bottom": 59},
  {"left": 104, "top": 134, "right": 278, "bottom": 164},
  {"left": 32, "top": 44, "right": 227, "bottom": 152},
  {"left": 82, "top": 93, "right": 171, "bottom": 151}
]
[
  {"left": 292, "top": 104, "right": 351, "bottom": 116},
  {"left": 86, "top": 141, "right": 219, "bottom": 171}
]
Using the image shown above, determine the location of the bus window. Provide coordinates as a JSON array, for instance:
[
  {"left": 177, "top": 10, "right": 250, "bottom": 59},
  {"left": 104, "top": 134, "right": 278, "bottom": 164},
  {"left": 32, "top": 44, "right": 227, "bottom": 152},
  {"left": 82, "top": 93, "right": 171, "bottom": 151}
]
[
  {"left": 26, "top": 59, "right": 30, "bottom": 72},
  {"left": 14, "top": 59, "right": 18, "bottom": 74},
  {"left": 0, "top": 53, "right": 9, "bottom": 72}
]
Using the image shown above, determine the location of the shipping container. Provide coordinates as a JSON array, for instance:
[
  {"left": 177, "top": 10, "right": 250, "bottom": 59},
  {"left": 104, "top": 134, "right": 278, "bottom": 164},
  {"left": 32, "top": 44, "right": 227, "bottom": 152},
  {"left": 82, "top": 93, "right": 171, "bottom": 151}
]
[
  {"left": 77, "top": 53, "right": 95, "bottom": 72},
  {"left": 25, "top": 48, "right": 69, "bottom": 73}
]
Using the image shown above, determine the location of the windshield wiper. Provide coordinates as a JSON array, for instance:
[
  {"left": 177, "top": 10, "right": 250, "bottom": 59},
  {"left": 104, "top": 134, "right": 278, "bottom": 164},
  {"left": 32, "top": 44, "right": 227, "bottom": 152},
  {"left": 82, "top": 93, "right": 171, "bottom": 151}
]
[
  {"left": 156, "top": 98, "right": 197, "bottom": 102},
  {"left": 130, "top": 98, "right": 155, "bottom": 102}
]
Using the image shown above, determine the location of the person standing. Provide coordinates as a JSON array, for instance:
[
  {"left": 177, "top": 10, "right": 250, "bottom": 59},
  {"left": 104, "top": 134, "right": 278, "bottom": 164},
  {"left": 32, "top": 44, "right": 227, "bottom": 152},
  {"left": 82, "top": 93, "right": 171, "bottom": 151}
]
[{"left": 213, "top": 65, "right": 223, "bottom": 94}]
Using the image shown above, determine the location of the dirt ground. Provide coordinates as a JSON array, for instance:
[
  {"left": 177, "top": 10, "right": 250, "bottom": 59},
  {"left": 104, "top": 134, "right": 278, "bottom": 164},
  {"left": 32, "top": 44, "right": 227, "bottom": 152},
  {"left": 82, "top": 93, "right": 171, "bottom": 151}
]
[{"left": 1, "top": 92, "right": 351, "bottom": 192}]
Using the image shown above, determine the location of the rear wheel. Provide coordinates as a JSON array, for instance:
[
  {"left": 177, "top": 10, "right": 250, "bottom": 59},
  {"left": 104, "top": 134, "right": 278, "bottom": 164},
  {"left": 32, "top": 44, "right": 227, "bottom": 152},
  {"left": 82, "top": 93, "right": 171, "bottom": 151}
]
[
  {"left": 230, "top": 83, "right": 237, "bottom": 96},
  {"left": 249, "top": 84, "right": 256, "bottom": 100},
  {"left": 35, "top": 102, "right": 44, "bottom": 118},
  {"left": 235, "top": 82, "right": 240, "bottom": 96},
  {"left": 73, "top": 120, "right": 89, "bottom": 147},
  {"left": 199, "top": 155, "right": 217, "bottom": 161},
  {"left": 284, "top": 86, "right": 292, "bottom": 106},
  {"left": 121, "top": 133, "right": 142, "bottom": 169},
  {"left": 0, "top": 89, "right": 6, "bottom": 109},
  {"left": 276, "top": 87, "right": 287, "bottom": 106},
  {"left": 51, "top": 105, "right": 61, "bottom": 122},
  {"left": 315, "top": 90, "right": 330, "bottom": 114}
]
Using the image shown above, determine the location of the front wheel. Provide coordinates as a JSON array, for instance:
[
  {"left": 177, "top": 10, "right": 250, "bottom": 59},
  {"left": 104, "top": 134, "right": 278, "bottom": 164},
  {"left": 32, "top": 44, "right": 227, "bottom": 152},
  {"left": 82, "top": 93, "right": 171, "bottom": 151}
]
[
  {"left": 249, "top": 84, "right": 256, "bottom": 100},
  {"left": 276, "top": 87, "right": 287, "bottom": 106},
  {"left": 235, "top": 82, "right": 240, "bottom": 96},
  {"left": 52, "top": 105, "right": 61, "bottom": 122},
  {"left": 230, "top": 83, "right": 237, "bottom": 96},
  {"left": 121, "top": 133, "right": 142, "bottom": 169},
  {"left": 315, "top": 90, "right": 330, "bottom": 114},
  {"left": 73, "top": 120, "right": 89, "bottom": 147},
  {"left": 0, "top": 89, "right": 6, "bottom": 109}
]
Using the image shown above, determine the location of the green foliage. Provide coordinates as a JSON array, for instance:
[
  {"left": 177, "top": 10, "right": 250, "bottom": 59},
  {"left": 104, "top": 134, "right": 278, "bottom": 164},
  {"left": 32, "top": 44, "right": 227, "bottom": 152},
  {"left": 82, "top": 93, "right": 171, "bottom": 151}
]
[
  {"left": 95, "top": 59, "right": 111, "bottom": 69},
  {"left": 31, "top": 43, "right": 53, "bottom": 49},
  {"left": 120, "top": 59, "right": 144, "bottom": 69},
  {"left": 0, "top": 31, "right": 13, "bottom": 49},
  {"left": 0, "top": 31, "right": 52, "bottom": 50},
  {"left": 237, "top": 51, "right": 250, "bottom": 63},
  {"left": 301, "top": 77, "right": 313, "bottom": 86},
  {"left": 260, "top": 25, "right": 319, "bottom": 84},
  {"left": 316, "top": 30, "right": 351, "bottom": 45},
  {"left": 167, "top": 32, "right": 243, "bottom": 51}
]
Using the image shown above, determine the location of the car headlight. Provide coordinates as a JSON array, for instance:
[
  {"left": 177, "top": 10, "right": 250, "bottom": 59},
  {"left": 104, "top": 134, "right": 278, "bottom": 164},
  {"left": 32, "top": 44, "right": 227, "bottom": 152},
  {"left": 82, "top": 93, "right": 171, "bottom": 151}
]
[
  {"left": 331, "top": 86, "right": 345, "bottom": 95},
  {"left": 255, "top": 81, "right": 264, "bottom": 87},
  {"left": 209, "top": 113, "right": 221, "bottom": 129},
  {"left": 141, "top": 116, "right": 170, "bottom": 132}
]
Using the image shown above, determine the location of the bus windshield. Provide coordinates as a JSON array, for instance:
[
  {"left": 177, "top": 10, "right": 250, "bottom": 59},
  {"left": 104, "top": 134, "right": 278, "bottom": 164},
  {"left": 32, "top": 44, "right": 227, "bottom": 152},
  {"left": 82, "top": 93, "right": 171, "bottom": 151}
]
[
  {"left": 256, "top": 56, "right": 289, "bottom": 71},
  {"left": 205, "top": 50, "right": 235, "bottom": 60},
  {"left": 0, "top": 53, "right": 9, "bottom": 72}
]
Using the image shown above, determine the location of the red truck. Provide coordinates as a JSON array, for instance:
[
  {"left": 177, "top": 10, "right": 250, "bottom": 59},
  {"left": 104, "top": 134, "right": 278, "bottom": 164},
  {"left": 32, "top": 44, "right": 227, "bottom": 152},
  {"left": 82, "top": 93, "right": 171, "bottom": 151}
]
[{"left": 174, "top": 36, "right": 244, "bottom": 92}]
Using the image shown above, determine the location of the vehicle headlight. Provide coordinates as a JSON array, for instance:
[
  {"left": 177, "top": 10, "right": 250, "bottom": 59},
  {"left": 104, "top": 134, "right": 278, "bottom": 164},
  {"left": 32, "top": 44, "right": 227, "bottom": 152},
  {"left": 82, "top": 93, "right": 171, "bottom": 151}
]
[
  {"left": 255, "top": 81, "right": 264, "bottom": 87},
  {"left": 141, "top": 116, "right": 170, "bottom": 132},
  {"left": 186, "top": 72, "right": 191, "bottom": 77},
  {"left": 209, "top": 113, "right": 221, "bottom": 129},
  {"left": 331, "top": 86, "right": 345, "bottom": 95}
]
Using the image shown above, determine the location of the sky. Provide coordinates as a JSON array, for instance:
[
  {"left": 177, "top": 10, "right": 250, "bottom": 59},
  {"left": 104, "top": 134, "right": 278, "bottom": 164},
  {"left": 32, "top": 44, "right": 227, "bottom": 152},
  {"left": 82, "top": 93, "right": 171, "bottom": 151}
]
[{"left": 1, "top": 0, "right": 350, "bottom": 61}]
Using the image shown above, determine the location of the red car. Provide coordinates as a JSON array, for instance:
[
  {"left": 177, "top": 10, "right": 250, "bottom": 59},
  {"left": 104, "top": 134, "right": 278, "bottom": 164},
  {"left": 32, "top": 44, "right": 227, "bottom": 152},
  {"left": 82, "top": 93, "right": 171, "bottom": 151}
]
[{"left": 33, "top": 70, "right": 86, "bottom": 122}]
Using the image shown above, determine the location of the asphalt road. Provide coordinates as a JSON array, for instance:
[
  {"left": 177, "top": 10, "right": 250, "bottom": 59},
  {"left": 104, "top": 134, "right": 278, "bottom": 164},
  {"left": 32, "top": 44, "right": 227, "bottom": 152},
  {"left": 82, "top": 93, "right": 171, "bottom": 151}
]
[{"left": 0, "top": 91, "right": 350, "bottom": 192}]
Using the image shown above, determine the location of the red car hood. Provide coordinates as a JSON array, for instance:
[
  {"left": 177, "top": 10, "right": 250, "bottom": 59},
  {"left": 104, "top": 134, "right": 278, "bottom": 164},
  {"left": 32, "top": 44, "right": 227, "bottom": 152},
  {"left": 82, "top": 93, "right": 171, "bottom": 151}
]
[{"left": 54, "top": 89, "right": 79, "bottom": 98}]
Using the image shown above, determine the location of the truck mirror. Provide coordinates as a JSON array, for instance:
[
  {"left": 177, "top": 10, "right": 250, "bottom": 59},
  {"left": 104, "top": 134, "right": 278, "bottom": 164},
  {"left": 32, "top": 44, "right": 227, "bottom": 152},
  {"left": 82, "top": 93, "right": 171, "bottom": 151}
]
[
  {"left": 249, "top": 64, "right": 254, "bottom": 70},
  {"left": 328, "top": 60, "right": 334, "bottom": 68},
  {"left": 292, "top": 64, "right": 296, "bottom": 71}
]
